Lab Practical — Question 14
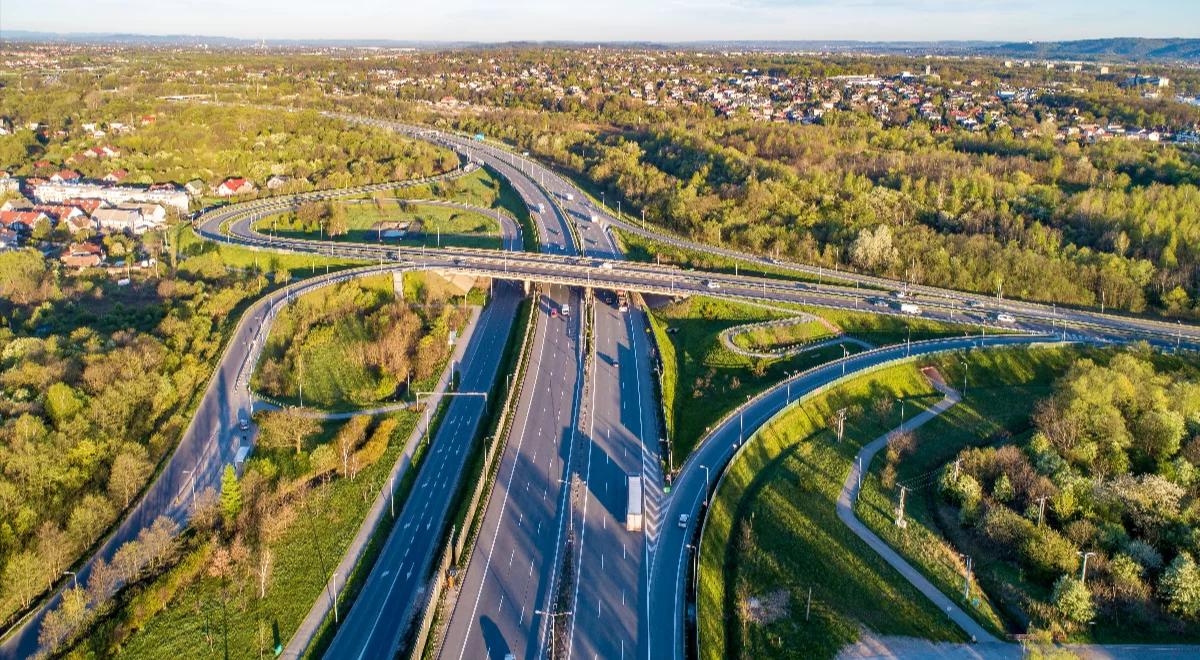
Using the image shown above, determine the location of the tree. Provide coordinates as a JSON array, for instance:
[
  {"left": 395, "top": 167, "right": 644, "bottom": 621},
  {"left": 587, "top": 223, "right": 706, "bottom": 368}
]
[
  {"left": 38, "top": 586, "right": 89, "bottom": 654},
  {"left": 258, "top": 409, "right": 321, "bottom": 454},
  {"left": 108, "top": 444, "right": 153, "bottom": 508},
  {"left": 1051, "top": 575, "right": 1095, "bottom": 625},
  {"left": 220, "top": 465, "right": 242, "bottom": 525},
  {"left": 2, "top": 550, "right": 44, "bottom": 610},
  {"left": 1160, "top": 552, "right": 1200, "bottom": 619},
  {"left": 324, "top": 201, "right": 349, "bottom": 237},
  {"left": 849, "top": 225, "right": 897, "bottom": 271}
]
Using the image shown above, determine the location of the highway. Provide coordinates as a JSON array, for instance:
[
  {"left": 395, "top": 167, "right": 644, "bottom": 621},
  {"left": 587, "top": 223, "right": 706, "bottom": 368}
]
[
  {"left": 560, "top": 199, "right": 661, "bottom": 660},
  {"left": 432, "top": 125, "right": 589, "bottom": 660}
]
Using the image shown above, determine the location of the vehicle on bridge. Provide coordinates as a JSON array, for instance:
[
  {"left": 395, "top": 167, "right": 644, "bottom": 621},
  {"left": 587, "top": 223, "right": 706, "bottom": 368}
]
[
  {"left": 705, "top": 279, "right": 721, "bottom": 290},
  {"left": 897, "top": 302, "right": 922, "bottom": 315},
  {"left": 994, "top": 312, "right": 1016, "bottom": 324},
  {"left": 627, "top": 475, "right": 644, "bottom": 532}
]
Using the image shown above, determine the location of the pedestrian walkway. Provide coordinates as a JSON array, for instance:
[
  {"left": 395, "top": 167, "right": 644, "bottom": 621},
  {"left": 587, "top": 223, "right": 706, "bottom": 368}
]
[{"left": 835, "top": 371, "right": 1001, "bottom": 644}]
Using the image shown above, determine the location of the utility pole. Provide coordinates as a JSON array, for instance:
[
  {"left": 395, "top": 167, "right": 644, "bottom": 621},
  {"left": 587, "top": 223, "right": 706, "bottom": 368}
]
[
  {"left": 1036, "top": 495, "right": 1048, "bottom": 527},
  {"left": 298, "top": 354, "right": 304, "bottom": 408},
  {"left": 953, "top": 459, "right": 961, "bottom": 481},
  {"left": 806, "top": 586, "right": 812, "bottom": 621},
  {"left": 962, "top": 554, "right": 973, "bottom": 600},
  {"left": 894, "top": 486, "right": 908, "bottom": 528}
]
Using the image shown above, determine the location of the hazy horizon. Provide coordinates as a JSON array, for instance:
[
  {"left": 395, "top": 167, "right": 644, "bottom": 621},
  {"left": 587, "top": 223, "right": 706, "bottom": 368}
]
[{"left": 3, "top": 0, "right": 1198, "bottom": 44}]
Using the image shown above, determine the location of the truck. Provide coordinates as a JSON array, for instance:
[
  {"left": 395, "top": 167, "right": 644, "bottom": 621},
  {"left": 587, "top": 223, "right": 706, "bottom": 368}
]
[
  {"left": 536, "top": 203, "right": 545, "bottom": 214},
  {"left": 627, "top": 475, "right": 644, "bottom": 532},
  {"left": 589, "top": 213, "right": 599, "bottom": 223},
  {"left": 898, "top": 302, "right": 922, "bottom": 315},
  {"left": 564, "top": 193, "right": 574, "bottom": 202}
]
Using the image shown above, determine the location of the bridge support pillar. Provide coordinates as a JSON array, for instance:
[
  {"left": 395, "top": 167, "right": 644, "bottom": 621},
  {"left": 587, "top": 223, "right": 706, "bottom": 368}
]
[{"left": 523, "top": 279, "right": 531, "bottom": 295}]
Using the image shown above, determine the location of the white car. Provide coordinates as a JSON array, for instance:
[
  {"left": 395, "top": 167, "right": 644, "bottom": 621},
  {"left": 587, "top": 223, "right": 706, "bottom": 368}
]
[
  {"left": 678, "top": 513, "right": 690, "bottom": 529},
  {"left": 704, "top": 280, "right": 720, "bottom": 290},
  {"left": 995, "top": 313, "right": 1016, "bottom": 324}
]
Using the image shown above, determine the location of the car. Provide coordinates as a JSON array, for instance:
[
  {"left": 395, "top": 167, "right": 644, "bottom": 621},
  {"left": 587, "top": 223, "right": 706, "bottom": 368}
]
[
  {"left": 704, "top": 280, "right": 720, "bottom": 290},
  {"left": 966, "top": 300, "right": 984, "bottom": 308},
  {"left": 678, "top": 513, "right": 690, "bottom": 528},
  {"left": 994, "top": 312, "right": 1016, "bottom": 324},
  {"left": 891, "top": 290, "right": 908, "bottom": 298},
  {"left": 238, "top": 415, "right": 249, "bottom": 431},
  {"left": 551, "top": 308, "right": 559, "bottom": 318}
]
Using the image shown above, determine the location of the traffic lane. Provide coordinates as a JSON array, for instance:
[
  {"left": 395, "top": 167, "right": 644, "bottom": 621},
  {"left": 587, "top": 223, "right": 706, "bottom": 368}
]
[
  {"left": 568, "top": 303, "right": 644, "bottom": 660},
  {"left": 441, "top": 288, "right": 583, "bottom": 660},
  {"left": 647, "top": 333, "right": 1062, "bottom": 660},
  {"left": 327, "top": 285, "right": 518, "bottom": 658}
]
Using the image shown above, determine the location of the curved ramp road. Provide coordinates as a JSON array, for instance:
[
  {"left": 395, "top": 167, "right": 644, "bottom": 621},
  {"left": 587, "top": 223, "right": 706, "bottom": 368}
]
[
  {"left": 643, "top": 334, "right": 1061, "bottom": 660},
  {"left": 0, "top": 261, "right": 424, "bottom": 660}
]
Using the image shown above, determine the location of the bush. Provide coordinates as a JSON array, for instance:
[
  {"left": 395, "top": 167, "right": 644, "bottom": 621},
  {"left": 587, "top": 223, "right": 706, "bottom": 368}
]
[
  {"left": 1022, "top": 526, "right": 1080, "bottom": 582},
  {"left": 1052, "top": 575, "right": 1095, "bottom": 625},
  {"left": 1160, "top": 552, "right": 1200, "bottom": 619}
]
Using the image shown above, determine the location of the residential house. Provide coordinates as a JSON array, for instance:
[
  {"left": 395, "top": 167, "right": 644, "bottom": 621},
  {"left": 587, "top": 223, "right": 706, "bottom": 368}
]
[
  {"left": 62, "top": 198, "right": 104, "bottom": 215},
  {"left": 0, "top": 210, "right": 48, "bottom": 234},
  {"left": 50, "top": 169, "right": 81, "bottom": 183},
  {"left": 65, "top": 214, "right": 99, "bottom": 235},
  {"left": 92, "top": 207, "right": 143, "bottom": 233},
  {"left": 32, "top": 204, "right": 84, "bottom": 223},
  {"left": 217, "top": 177, "right": 256, "bottom": 196},
  {"left": 61, "top": 242, "right": 105, "bottom": 269},
  {"left": 123, "top": 203, "right": 167, "bottom": 228},
  {"left": 184, "top": 179, "right": 206, "bottom": 197},
  {"left": 104, "top": 169, "right": 129, "bottom": 183},
  {"left": 266, "top": 174, "right": 293, "bottom": 190}
]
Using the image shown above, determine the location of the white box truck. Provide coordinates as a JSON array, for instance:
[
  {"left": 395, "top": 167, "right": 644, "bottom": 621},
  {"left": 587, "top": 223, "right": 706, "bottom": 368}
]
[
  {"left": 899, "top": 302, "right": 922, "bottom": 315},
  {"left": 627, "top": 475, "right": 644, "bottom": 532}
]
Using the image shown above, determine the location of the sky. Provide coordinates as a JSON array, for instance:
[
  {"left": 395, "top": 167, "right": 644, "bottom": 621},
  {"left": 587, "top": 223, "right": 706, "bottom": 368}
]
[{"left": 3, "top": 0, "right": 1200, "bottom": 43}]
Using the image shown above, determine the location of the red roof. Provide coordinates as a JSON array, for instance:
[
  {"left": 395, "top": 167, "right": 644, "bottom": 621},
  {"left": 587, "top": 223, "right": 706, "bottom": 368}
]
[
  {"left": 222, "top": 177, "right": 247, "bottom": 189},
  {"left": 63, "top": 198, "right": 103, "bottom": 214},
  {"left": 0, "top": 211, "right": 46, "bottom": 228},
  {"left": 54, "top": 169, "right": 81, "bottom": 181}
]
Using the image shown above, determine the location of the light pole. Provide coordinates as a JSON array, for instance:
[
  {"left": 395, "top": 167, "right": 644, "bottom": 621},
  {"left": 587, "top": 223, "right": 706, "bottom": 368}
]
[
  {"left": 700, "top": 464, "right": 711, "bottom": 507},
  {"left": 841, "top": 345, "right": 849, "bottom": 375},
  {"left": 537, "top": 608, "right": 573, "bottom": 659},
  {"left": 330, "top": 571, "right": 340, "bottom": 623},
  {"left": 959, "top": 355, "right": 969, "bottom": 396},
  {"left": 64, "top": 571, "right": 78, "bottom": 590},
  {"left": 1079, "top": 551, "right": 1096, "bottom": 584}
]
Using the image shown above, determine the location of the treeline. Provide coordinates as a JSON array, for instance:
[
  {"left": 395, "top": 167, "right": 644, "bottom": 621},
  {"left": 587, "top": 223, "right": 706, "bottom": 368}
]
[
  {"left": 940, "top": 350, "right": 1200, "bottom": 636},
  {"left": 444, "top": 110, "right": 1200, "bottom": 316}
]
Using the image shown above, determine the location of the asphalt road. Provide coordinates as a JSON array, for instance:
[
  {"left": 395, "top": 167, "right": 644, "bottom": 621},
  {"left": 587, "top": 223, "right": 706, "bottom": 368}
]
[
  {"left": 643, "top": 333, "right": 1062, "bottom": 660},
  {"left": 559, "top": 204, "right": 661, "bottom": 660},
  {"left": 427, "top": 117, "right": 592, "bottom": 660}
]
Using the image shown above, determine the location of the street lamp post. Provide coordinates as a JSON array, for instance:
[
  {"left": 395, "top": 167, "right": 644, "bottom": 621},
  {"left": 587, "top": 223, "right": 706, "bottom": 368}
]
[
  {"left": 700, "top": 464, "right": 711, "bottom": 507},
  {"left": 1079, "top": 551, "right": 1096, "bottom": 584},
  {"left": 64, "top": 571, "right": 78, "bottom": 590},
  {"left": 841, "top": 345, "right": 849, "bottom": 375}
]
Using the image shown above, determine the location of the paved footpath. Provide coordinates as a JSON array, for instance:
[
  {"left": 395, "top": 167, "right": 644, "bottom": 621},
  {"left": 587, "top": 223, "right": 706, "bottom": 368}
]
[{"left": 836, "top": 373, "right": 998, "bottom": 644}]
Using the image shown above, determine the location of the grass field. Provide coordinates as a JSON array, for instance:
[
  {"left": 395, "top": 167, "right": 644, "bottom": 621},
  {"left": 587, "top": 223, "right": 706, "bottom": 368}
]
[
  {"left": 800, "top": 304, "right": 1001, "bottom": 347},
  {"left": 698, "top": 361, "right": 967, "bottom": 659},
  {"left": 78, "top": 412, "right": 419, "bottom": 659},
  {"left": 257, "top": 201, "right": 502, "bottom": 250},
  {"left": 853, "top": 346, "right": 1079, "bottom": 639},
  {"left": 730, "top": 318, "right": 834, "bottom": 353},
  {"left": 647, "top": 296, "right": 868, "bottom": 465}
]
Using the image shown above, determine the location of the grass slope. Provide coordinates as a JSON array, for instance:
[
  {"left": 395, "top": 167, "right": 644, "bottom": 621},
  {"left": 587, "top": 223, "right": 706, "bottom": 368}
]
[{"left": 699, "top": 361, "right": 967, "bottom": 659}]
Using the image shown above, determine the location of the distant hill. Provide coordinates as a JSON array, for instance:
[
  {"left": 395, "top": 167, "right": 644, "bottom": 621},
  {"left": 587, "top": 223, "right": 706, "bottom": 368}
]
[{"left": 983, "top": 38, "right": 1200, "bottom": 62}]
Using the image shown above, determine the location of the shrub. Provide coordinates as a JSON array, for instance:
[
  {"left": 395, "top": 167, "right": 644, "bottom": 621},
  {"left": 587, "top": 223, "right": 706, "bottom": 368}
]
[
  {"left": 1022, "top": 526, "right": 1080, "bottom": 581},
  {"left": 1051, "top": 575, "right": 1095, "bottom": 625},
  {"left": 1160, "top": 552, "right": 1200, "bottom": 619}
]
